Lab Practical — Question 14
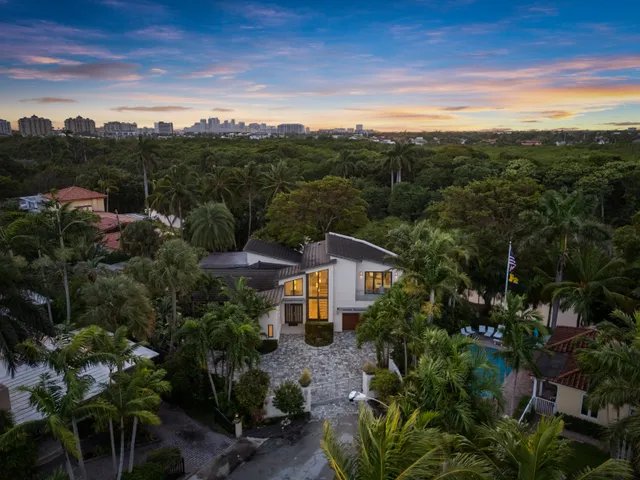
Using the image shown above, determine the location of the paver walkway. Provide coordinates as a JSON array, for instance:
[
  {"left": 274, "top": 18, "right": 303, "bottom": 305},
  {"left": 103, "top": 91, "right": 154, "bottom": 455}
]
[{"left": 258, "top": 332, "right": 376, "bottom": 388}]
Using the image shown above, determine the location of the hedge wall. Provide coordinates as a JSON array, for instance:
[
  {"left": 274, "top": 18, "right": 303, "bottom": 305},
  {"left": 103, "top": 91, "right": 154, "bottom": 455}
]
[
  {"left": 555, "top": 413, "right": 605, "bottom": 439},
  {"left": 305, "top": 321, "right": 334, "bottom": 346}
]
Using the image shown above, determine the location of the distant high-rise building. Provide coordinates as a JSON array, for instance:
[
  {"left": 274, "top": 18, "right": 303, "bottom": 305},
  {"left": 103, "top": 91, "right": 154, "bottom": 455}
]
[
  {"left": 356, "top": 124, "right": 363, "bottom": 132},
  {"left": 64, "top": 116, "right": 96, "bottom": 134},
  {"left": 208, "top": 117, "right": 220, "bottom": 132},
  {"left": 18, "top": 115, "right": 52, "bottom": 136},
  {"left": 223, "top": 120, "right": 229, "bottom": 129},
  {"left": 238, "top": 121, "right": 245, "bottom": 129},
  {"left": 0, "top": 119, "right": 11, "bottom": 136},
  {"left": 154, "top": 122, "right": 173, "bottom": 135},
  {"left": 277, "top": 123, "right": 305, "bottom": 135},
  {"left": 230, "top": 119, "right": 236, "bottom": 129},
  {"left": 103, "top": 121, "right": 138, "bottom": 137}
]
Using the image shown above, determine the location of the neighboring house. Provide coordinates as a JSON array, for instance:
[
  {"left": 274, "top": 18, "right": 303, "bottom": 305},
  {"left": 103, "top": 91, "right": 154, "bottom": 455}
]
[
  {"left": 199, "top": 233, "right": 402, "bottom": 340},
  {"left": 528, "top": 326, "right": 632, "bottom": 424},
  {"left": 0, "top": 334, "right": 158, "bottom": 425},
  {"left": 43, "top": 186, "right": 107, "bottom": 212},
  {"left": 521, "top": 139, "right": 542, "bottom": 146},
  {"left": 18, "top": 194, "right": 47, "bottom": 212}
]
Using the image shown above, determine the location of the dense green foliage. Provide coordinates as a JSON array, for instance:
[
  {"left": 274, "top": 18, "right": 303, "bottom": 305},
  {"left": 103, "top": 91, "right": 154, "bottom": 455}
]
[
  {"left": 0, "top": 411, "right": 37, "bottom": 480},
  {"left": 273, "top": 381, "right": 305, "bottom": 417},
  {"left": 235, "top": 369, "right": 270, "bottom": 421},
  {"left": 305, "top": 321, "right": 334, "bottom": 346},
  {"left": 369, "top": 369, "right": 401, "bottom": 405}
]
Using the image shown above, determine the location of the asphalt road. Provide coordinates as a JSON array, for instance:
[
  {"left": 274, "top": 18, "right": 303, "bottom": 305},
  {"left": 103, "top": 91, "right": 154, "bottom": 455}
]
[{"left": 228, "top": 414, "right": 357, "bottom": 480}]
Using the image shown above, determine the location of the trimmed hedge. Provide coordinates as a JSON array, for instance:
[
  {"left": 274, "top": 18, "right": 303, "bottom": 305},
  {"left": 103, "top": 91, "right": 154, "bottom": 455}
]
[
  {"left": 305, "top": 321, "right": 334, "bottom": 346},
  {"left": 555, "top": 413, "right": 605, "bottom": 439},
  {"left": 258, "top": 339, "right": 279, "bottom": 354},
  {"left": 370, "top": 369, "right": 401, "bottom": 405},
  {"left": 122, "top": 447, "right": 181, "bottom": 480}
]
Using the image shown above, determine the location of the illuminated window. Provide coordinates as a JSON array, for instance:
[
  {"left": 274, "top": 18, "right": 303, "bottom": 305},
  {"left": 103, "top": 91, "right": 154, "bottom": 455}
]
[
  {"left": 307, "top": 269, "right": 329, "bottom": 321},
  {"left": 364, "top": 271, "right": 392, "bottom": 293},
  {"left": 267, "top": 324, "right": 274, "bottom": 338},
  {"left": 284, "top": 278, "right": 303, "bottom": 296}
]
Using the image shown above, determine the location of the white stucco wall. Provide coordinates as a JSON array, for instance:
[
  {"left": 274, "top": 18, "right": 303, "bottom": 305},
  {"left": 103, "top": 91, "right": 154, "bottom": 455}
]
[{"left": 260, "top": 306, "right": 281, "bottom": 340}]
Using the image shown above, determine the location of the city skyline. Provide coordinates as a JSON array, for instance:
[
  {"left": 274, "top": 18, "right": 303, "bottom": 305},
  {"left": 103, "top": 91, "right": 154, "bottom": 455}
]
[{"left": 0, "top": 0, "right": 639, "bottom": 131}]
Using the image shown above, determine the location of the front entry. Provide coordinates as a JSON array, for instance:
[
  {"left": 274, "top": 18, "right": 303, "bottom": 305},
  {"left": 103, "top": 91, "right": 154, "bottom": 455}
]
[{"left": 342, "top": 313, "right": 361, "bottom": 330}]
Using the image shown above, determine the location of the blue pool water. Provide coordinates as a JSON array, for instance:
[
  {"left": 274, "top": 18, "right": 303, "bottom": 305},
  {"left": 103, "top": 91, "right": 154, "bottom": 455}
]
[{"left": 472, "top": 345, "right": 511, "bottom": 384}]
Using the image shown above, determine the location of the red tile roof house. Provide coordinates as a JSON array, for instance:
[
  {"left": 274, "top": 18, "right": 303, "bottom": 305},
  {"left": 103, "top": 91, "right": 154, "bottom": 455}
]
[
  {"left": 43, "top": 186, "right": 137, "bottom": 250},
  {"left": 522, "top": 326, "right": 633, "bottom": 425}
]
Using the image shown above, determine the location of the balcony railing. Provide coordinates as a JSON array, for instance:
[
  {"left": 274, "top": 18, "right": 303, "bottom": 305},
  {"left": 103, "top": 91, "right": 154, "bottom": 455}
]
[
  {"left": 356, "top": 289, "right": 389, "bottom": 301},
  {"left": 534, "top": 396, "right": 556, "bottom": 416}
]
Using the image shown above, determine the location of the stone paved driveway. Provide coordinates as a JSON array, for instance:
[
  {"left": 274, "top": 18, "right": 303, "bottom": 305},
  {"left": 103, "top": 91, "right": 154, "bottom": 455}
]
[{"left": 258, "top": 332, "right": 376, "bottom": 389}]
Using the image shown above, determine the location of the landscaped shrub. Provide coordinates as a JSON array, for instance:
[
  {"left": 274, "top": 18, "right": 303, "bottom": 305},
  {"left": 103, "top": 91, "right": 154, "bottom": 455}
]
[
  {"left": 514, "top": 396, "right": 535, "bottom": 423},
  {"left": 298, "top": 368, "right": 312, "bottom": 387},
  {"left": 362, "top": 361, "right": 376, "bottom": 375},
  {"left": 235, "top": 369, "right": 270, "bottom": 420},
  {"left": 555, "top": 413, "right": 605, "bottom": 439},
  {"left": 146, "top": 447, "right": 181, "bottom": 469},
  {"left": 121, "top": 462, "right": 165, "bottom": 480},
  {"left": 305, "top": 321, "right": 333, "bottom": 346},
  {"left": 258, "top": 339, "right": 279, "bottom": 354},
  {"left": 273, "top": 381, "right": 305, "bottom": 416},
  {"left": 0, "top": 410, "right": 37, "bottom": 480},
  {"left": 163, "top": 348, "right": 210, "bottom": 406},
  {"left": 370, "top": 369, "right": 401, "bottom": 405}
]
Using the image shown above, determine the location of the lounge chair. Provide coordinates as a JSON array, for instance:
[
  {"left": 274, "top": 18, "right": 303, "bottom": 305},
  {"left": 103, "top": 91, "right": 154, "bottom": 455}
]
[
  {"left": 478, "top": 325, "right": 487, "bottom": 334},
  {"left": 484, "top": 326, "right": 495, "bottom": 338},
  {"left": 492, "top": 326, "right": 505, "bottom": 344},
  {"left": 460, "top": 328, "right": 469, "bottom": 336},
  {"left": 464, "top": 326, "right": 475, "bottom": 335}
]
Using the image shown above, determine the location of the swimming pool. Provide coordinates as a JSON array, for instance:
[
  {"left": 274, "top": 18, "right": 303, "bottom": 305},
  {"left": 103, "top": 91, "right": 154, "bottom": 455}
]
[{"left": 472, "top": 345, "right": 511, "bottom": 384}]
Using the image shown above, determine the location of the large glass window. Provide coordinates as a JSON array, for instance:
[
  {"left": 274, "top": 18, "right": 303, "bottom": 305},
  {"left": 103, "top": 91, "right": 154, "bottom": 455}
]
[
  {"left": 581, "top": 394, "right": 598, "bottom": 419},
  {"left": 307, "top": 269, "right": 329, "bottom": 320},
  {"left": 365, "top": 271, "right": 392, "bottom": 293},
  {"left": 284, "top": 278, "right": 303, "bottom": 296}
]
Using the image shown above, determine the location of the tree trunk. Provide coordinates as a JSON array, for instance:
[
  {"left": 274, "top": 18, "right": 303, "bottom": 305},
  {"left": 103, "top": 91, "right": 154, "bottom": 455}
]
[
  {"left": 403, "top": 340, "right": 408, "bottom": 374},
  {"left": 390, "top": 170, "right": 394, "bottom": 189},
  {"left": 37, "top": 249, "right": 54, "bottom": 324},
  {"left": 63, "top": 447, "right": 76, "bottom": 480},
  {"left": 109, "top": 419, "right": 117, "bottom": 475},
  {"left": 428, "top": 289, "right": 435, "bottom": 323},
  {"left": 550, "top": 261, "right": 564, "bottom": 329},
  {"left": 576, "top": 313, "right": 582, "bottom": 328},
  {"left": 143, "top": 163, "right": 149, "bottom": 211},
  {"left": 481, "top": 292, "right": 494, "bottom": 317},
  {"left": 546, "top": 303, "right": 552, "bottom": 327},
  {"left": 62, "top": 262, "right": 71, "bottom": 322},
  {"left": 71, "top": 416, "right": 86, "bottom": 480},
  {"left": 116, "top": 418, "right": 125, "bottom": 480},
  {"left": 106, "top": 194, "right": 110, "bottom": 213},
  {"left": 178, "top": 200, "right": 184, "bottom": 238},
  {"left": 207, "top": 366, "right": 220, "bottom": 407},
  {"left": 170, "top": 287, "right": 178, "bottom": 352},
  {"left": 397, "top": 167, "right": 402, "bottom": 183},
  {"left": 510, "top": 369, "right": 519, "bottom": 416},
  {"left": 227, "top": 366, "right": 234, "bottom": 402},
  {"left": 128, "top": 417, "right": 138, "bottom": 473},
  {"left": 247, "top": 195, "right": 253, "bottom": 243}
]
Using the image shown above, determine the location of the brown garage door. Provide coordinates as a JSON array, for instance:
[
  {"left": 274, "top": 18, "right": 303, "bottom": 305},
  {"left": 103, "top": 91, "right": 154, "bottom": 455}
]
[{"left": 342, "top": 313, "right": 361, "bottom": 330}]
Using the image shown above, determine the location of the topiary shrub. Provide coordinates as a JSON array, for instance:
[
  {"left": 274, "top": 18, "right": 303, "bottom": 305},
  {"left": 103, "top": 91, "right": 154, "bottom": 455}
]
[
  {"left": 370, "top": 369, "right": 401, "bottom": 405},
  {"left": 273, "top": 381, "right": 305, "bottom": 416},
  {"left": 362, "top": 361, "right": 376, "bottom": 375},
  {"left": 298, "top": 368, "right": 312, "bottom": 387},
  {"left": 257, "top": 339, "right": 278, "bottom": 354},
  {"left": 235, "top": 369, "right": 270, "bottom": 420},
  {"left": 305, "top": 321, "right": 333, "bottom": 346}
]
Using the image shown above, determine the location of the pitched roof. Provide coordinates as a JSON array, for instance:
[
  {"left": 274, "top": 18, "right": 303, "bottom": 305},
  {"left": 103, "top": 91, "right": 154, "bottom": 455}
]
[
  {"left": 101, "top": 231, "right": 122, "bottom": 250},
  {"left": 43, "top": 186, "right": 106, "bottom": 202},
  {"left": 258, "top": 286, "right": 284, "bottom": 306},
  {"left": 244, "top": 238, "right": 302, "bottom": 263},
  {"left": 95, "top": 212, "right": 136, "bottom": 232},
  {"left": 325, "top": 232, "right": 396, "bottom": 265},
  {"left": 537, "top": 326, "right": 597, "bottom": 391},
  {"left": 0, "top": 337, "right": 157, "bottom": 425}
]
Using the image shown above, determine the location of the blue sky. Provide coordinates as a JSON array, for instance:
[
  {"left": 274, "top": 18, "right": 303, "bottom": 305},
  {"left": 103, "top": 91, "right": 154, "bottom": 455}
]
[{"left": 0, "top": 0, "right": 638, "bottom": 130}]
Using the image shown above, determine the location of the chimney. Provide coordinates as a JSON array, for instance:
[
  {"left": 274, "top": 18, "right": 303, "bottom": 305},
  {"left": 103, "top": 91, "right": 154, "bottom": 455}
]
[{"left": 0, "top": 384, "right": 11, "bottom": 412}]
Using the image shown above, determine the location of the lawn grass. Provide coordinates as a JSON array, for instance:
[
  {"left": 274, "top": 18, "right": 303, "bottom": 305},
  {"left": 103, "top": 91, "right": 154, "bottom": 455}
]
[{"left": 567, "top": 441, "right": 611, "bottom": 471}]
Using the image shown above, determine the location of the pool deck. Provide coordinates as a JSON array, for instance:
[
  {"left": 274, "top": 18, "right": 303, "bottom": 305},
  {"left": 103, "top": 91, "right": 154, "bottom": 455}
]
[{"left": 469, "top": 333, "right": 505, "bottom": 351}]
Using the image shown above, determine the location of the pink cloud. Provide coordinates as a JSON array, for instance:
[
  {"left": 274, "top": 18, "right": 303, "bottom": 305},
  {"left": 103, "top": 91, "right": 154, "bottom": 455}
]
[
  {"left": 133, "top": 25, "right": 183, "bottom": 40},
  {"left": 185, "top": 62, "right": 250, "bottom": 78}
]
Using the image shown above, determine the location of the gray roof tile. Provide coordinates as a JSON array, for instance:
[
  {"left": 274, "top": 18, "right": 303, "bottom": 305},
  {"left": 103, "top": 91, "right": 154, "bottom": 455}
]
[{"left": 243, "top": 239, "right": 302, "bottom": 263}]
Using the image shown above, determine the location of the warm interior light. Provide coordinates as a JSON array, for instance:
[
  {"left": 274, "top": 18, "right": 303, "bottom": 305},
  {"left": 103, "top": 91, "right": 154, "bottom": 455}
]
[{"left": 359, "top": 272, "right": 363, "bottom": 280}]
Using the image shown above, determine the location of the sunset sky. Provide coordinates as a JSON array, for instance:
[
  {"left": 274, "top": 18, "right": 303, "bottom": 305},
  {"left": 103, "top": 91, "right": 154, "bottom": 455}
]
[{"left": 0, "top": 0, "right": 639, "bottom": 131}]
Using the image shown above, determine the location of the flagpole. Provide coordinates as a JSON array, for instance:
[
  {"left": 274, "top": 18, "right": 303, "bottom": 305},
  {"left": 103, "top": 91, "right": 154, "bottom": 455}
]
[{"left": 503, "top": 240, "right": 512, "bottom": 311}]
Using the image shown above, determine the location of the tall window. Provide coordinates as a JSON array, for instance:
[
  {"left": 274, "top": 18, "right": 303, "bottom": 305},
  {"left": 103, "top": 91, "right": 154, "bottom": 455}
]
[
  {"left": 267, "top": 325, "right": 274, "bottom": 338},
  {"left": 581, "top": 394, "right": 598, "bottom": 419},
  {"left": 284, "top": 278, "right": 303, "bottom": 296},
  {"left": 365, "top": 271, "right": 392, "bottom": 293},
  {"left": 307, "top": 269, "right": 329, "bottom": 321}
]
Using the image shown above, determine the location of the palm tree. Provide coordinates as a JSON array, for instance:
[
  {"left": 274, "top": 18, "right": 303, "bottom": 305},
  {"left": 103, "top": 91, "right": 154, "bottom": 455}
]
[
  {"left": 330, "top": 151, "right": 357, "bottom": 178},
  {"left": 135, "top": 135, "right": 159, "bottom": 210},
  {"left": 523, "top": 190, "right": 609, "bottom": 329},
  {"left": 149, "top": 164, "right": 195, "bottom": 237},
  {"left": 479, "top": 416, "right": 632, "bottom": 480},
  {"left": 383, "top": 284, "right": 419, "bottom": 372},
  {"left": 321, "top": 403, "right": 493, "bottom": 479},
  {"left": 186, "top": 201, "right": 236, "bottom": 252},
  {"left": 492, "top": 293, "right": 546, "bottom": 416},
  {"left": 380, "top": 143, "right": 414, "bottom": 188},
  {"left": 402, "top": 327, "right": 503, "bottom": 434},
  {"left": 203, "top": 166, "right": 236, "bottom": 205},
  {"left": 80, "top": 274, "right": 156, "bottom": 340},
  {"left": 221, "top": 277, "right": 274, "bottom": 322},
  {"left": 357, "top": 300, "right": 395, "bottom": 367},
  {"left": 262, "top": 160, "right": 300, "bottom": 200},
  {"left": 546, "top": 246, "right": 631, "bottom": 326},
  {"left": 180, "top": 316, "right": 221, "bottom": 407},
  {"left": 97, "top": 176, "right": 119, "bottom": 213},
  {"left": 0, "top": 253, "right": 52, "bottom": 374},
  {"left": 234, "top": 162, "right": 262, "bottom": 242},
  {"left": 153, "top": 239, "right": 202, "bottom": 351}
]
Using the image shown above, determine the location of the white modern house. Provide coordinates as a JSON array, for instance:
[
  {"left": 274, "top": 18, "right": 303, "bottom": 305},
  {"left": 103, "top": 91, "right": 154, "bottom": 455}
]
[{"left": 199, "top": 233, "right": 402, "bottom": 340}]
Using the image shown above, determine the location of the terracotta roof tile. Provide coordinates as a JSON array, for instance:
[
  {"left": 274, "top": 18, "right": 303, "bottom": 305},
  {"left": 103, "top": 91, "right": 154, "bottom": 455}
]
[
  {"left": 95, "top": 212, "right": 136, "bottom": 232},
  {"left": 43, "top": 186, "right": 107, "bottom": 202},
  {"left": 544, "top": 326, "right": 596, "bottom": 391},
  {"left": 101, "top": 231, "right": 122, "bottom": 250}
]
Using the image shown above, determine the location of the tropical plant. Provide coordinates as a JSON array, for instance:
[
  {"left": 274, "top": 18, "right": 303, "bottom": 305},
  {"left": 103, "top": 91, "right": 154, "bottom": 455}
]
[
  {"left": 331, "top": 150, "right": 358, "bottom": 178},
  {"left": 492, "top": 293, "right": 546, "bottom": 416},
  {"left": 203, "top": 166, "right": 235, "bottom": 205},
  {"left": 357, "top": 300, "right": 394, "bottom": 367},
  {"left": 273, "top": 381, "right": 305, "bottom": 416},
  {"left": 149, "top": 164, "right": 195, "bottom": 237},
  {"left": 235, "top": 369, "right": 270, "bottom": 420},
  {"left": 80, "top": 274, "right": 156, "bottom": 339},
  {"left": 0, "top": 410, "right": 37, "bottom": 480},
  {"left": 262, "top": 160, "right": 300, "bottom": 200},
  {"left": 298, "top": 368, "right": 312, "bottom": 387},
  {"left": 546, "top": 246, "right": 631, "bottom": 326},
  {"left": 322, "top": 403, "right": 493, "bottom": 479},
  {"left": 221, "top": 277, "right": 274, "bottom": 322},
  {"left": 234, "top": 161, "right": 262, "bottom": 242},
  {"left": 370, "top": 369, "right": 401, "bottom": 405},
  {"left": 478, "top": 416, "right": 632, "bottom": 480},
  {"left": 523, "top": 190, "right": 609, "bottom": 329},
  {"left": 120, "top": 220, "right": 162, "bottom": 258},
  {"left": 380, "top": 143, "right": 415, "bottom": 188},
  {"left": 0, "top": 253, "right": 52, "bottom": 374},
  {"left": 134, "top": 135, "right": 159, "bottom": 208},
  {"left": 185, "top": 201, "right": 236, "bottom": 251}
]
